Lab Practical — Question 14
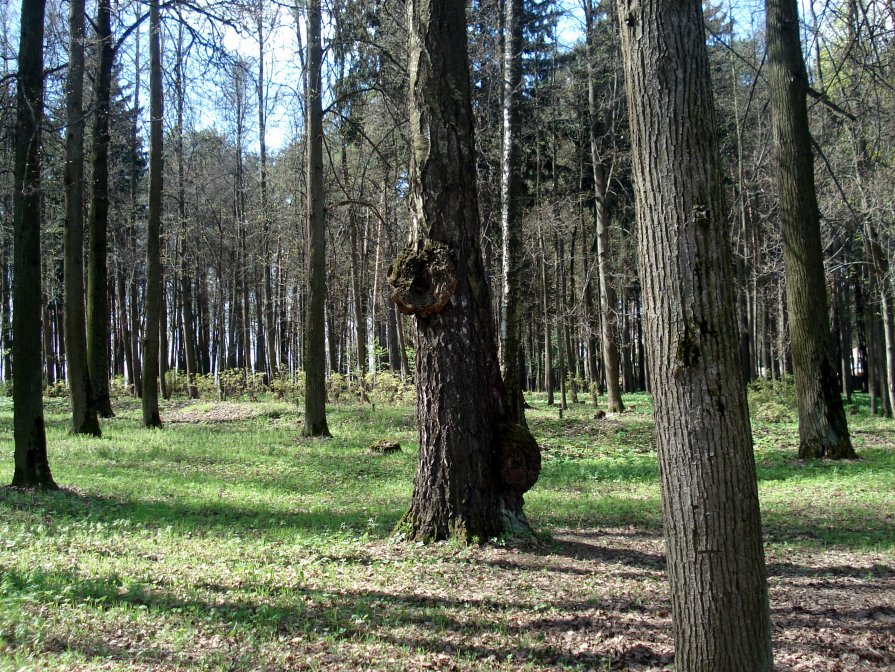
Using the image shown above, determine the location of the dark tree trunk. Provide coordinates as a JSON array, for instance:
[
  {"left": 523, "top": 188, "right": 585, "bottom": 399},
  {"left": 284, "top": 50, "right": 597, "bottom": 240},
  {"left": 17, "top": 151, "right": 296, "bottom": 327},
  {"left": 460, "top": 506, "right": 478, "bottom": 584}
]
[
  {"left": 387, "top": 0, "right": 540, "bottom": 543},
  {"left": 616, "top": 0, "right": 773, "bottom": 667},
  {"left": 141, "top": 0, "right": 163, "bottom": 427},
  {"left": 63, "top": 0, "right": 100, "bottom": 435},
  {"left": 86, "top": 0, "right": 115, "bottom": 418},
  {"left": 12, "top": 0, "right": 56, "bottom": 489},
  {"left": 766, "top": 0, "right": 855, "bottom": 458},
  {"left": 585, "top": 0, "right": 624, "bottom": 413},
  {"left": 303, "top": 0, "right": 331, "bottom": 436}
]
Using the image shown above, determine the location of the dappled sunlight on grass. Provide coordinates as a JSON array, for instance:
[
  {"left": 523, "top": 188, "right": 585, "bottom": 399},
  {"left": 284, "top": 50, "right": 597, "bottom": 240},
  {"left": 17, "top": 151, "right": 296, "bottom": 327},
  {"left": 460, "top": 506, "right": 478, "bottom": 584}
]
[{"left": 0, "top": 389, "right": 893, "bottom": 670}]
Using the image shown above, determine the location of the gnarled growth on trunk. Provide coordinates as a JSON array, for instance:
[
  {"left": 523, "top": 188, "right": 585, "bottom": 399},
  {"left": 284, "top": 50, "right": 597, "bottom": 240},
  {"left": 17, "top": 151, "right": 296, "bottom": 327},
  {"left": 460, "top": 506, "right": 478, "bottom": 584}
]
[{"left": 391, "top": 0, "right": 540, "bottom": 544}]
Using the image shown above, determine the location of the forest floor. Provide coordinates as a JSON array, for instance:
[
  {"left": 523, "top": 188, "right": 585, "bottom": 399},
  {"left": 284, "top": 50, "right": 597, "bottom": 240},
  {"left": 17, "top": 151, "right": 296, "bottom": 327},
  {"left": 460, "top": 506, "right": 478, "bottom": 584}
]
[{"left": 1, "top": 385, "right": 894, "bottom": 671}]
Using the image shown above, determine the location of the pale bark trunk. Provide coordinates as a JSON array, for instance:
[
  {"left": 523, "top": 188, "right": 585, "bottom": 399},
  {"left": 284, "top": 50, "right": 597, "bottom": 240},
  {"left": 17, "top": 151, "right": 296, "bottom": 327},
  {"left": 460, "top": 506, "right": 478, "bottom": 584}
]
[
  {"left": 617, "top": 0, "right": 773, "bottom": 667},
  {"left": 498, "top": 0, "right": 527, "bottom": 425}
]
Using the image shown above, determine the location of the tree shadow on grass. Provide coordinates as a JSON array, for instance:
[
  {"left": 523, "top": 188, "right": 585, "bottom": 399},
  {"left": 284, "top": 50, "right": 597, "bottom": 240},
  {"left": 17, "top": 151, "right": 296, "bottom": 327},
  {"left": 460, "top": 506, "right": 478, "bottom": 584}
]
[
  {"left": 0, "top": 485, "right": 403, "bottom": 538},
  {"left": 0, "top": 565, "right": 673, "bottom": 671}
]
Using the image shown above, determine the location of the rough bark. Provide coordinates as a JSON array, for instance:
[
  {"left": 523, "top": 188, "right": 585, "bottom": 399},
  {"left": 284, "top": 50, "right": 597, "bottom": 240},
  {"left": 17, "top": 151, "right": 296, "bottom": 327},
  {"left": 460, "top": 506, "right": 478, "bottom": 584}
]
[
  {"left": 303, "top": 0, "right": 331, "bottom": 437},
  {"left": 11, "top": 0, "right": 56, "bottom": 489},
  {"left": 86, "top": 0, "right": 115, "bottom": 419},
  {"left": 766, "top": 0, "right": 855, "bottom": 458},
  {"left": 63, "top": 0, "right": 100, "bottom": 435},
  {"left": 387, "top": 0, "right": 540, "bottom": 543},
  {"left": 141, "top": 0, "right": 163, "bottom": 428},
  {"left": 616, "top": 0, "right": 773, "bottom": 668}
]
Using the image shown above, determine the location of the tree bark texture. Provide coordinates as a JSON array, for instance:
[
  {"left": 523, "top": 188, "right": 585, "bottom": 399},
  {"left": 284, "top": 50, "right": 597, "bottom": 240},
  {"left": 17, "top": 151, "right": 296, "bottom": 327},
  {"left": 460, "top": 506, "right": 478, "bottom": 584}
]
[
  {"left": 498, "top": 0, "right": 527, "bottom": 426},
  {"left": 86, "top": 0, "right": 115, "bottom": 418},
  {"left": 766, "top": 0, "right": 855, "bottom": 458},
  {"left": 63, "top": 0, "right": 100, "bottom": 436},
  {"left": 141, "top": 0, "right": 163, "bottom": 428},
  {"left": 12, "top": 0, "right": 56, "bottom": 488},
  {"left": 387, "top": 0, "right": 540, "bottom": 543},
  {"left": 303, "top": 0, "right": 331, "bottom": 437},
  {"left": 616, "top": 0, "right": 773, "bottom": 668}
]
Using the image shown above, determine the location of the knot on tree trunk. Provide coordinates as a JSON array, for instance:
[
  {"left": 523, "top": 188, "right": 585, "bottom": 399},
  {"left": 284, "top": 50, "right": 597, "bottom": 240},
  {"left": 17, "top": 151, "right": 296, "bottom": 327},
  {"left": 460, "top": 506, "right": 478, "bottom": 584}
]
[
  {"left": 497, "top": 422, "right": 541, "bottom": 513},
  {"left": 387, "top": 241, "right": 457, "bottom": 318}
]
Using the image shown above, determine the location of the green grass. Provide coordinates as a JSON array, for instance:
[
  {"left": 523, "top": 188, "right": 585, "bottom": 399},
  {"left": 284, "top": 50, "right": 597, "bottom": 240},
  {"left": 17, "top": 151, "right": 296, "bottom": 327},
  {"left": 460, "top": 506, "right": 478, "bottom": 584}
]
[{"left": 0, "top": 387, "right": 893, "bottom": 670}]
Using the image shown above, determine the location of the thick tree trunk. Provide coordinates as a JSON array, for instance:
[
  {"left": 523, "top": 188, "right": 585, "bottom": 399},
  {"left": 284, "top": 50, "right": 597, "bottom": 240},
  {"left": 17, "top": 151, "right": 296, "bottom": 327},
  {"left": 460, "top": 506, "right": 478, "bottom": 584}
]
[
  {"left": 303, "top": 0, "right": 331, "bottom": 436},
  {"left": 63, "top": 0, "right": 100, "bottom": 435},
  {"left": 12, "top": 0, "right": 56, "bottom": 489},
  {"left": 616, "top": 0, "right": 773, "bottom": 668},
  {"left": 387, "top": 0, "right": 540, "bottom": 543},
  {"left": 766, "top": 0, "right": 854, "bottom": 458},
  {"left": 86, "top": 0, "right": 115, "bottom": 419},
  {"left": 141, "top": 0, "right": 163, "bottom": 427}
]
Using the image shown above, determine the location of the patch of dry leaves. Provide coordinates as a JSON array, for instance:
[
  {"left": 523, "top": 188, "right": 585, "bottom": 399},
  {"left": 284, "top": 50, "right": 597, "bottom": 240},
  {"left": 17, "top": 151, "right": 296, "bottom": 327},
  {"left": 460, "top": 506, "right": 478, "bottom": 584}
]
[{"left": 258, "top": 529, "right": 895, "bottom": 671}]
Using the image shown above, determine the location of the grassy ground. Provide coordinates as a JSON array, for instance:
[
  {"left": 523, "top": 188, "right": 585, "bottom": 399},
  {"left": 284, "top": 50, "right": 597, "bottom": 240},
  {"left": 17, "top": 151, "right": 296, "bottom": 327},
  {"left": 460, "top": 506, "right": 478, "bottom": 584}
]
[{"left": 0, "top": 387, "right": 893, "bottom": 671}]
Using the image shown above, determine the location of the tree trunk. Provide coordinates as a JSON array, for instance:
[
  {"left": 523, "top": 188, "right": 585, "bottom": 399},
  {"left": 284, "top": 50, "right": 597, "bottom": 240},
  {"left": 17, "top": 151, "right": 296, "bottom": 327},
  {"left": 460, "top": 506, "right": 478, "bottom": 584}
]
[
  {"left": 11, "top": 0, "right": 56, "bottom": 488},
  {"left": 616, "top": 0, "right": 773, "bottom": 667},
  {"left": 63, "top": 0, "right": 100, "bottom": 435},
  {"left": 498, "top": 0, "right": 527, "bottom": 425},
  {"left": 86, "top": 0, "right": 115, "bottom": 418},
  {"left": 585, "top": 0, "right": 624, "bottom": 413},
  {"left": 387, "top": 0, "right": 540, "bottom": 542},
  {"left": 141, "top": 0, "right": 163, "bottom": 427},
  {"left": 159, "top": 273, "right": 170, "bottom": 400},
  {"left": 257, "top": 5, "right": 279, "bottom": 381},
  {"left": 766, "top": 0, "right": 854, "bottom": 458},
  {"left": 303, "top": 0, "right": 331, "bottom": 436}
]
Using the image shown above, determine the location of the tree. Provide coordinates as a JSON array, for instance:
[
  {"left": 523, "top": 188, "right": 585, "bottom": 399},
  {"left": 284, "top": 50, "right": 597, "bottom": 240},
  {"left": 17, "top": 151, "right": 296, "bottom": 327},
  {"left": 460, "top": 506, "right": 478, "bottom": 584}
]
[
  {"left": 63, "top": 0, "right": 101, "bottom": 435},
  {"left": 584, "top": 0, "right": 623, "bottom": 413},
  {"left": 12, "top": 0, "right": 56, "bottom": 488},
  {"left": 766, "top": 0, "right": 856, "bottom": 458},
  {"left": 498, "top": 0, "right": 528, "bottom": 426},
  {"left": 616, "top": 0, "right": 773, "bottom": 668},
  {"left": 303, "top": 0, "right": 331, "bottom": 437},
  {"left": 142, "top": 0, "right": 163, "bottom": 428},
  {"left": 87, "top": 0, "right": 115, "bottom": 419},
  {"left": 387, "top": 0, "right": 540, "bottom": 542}
]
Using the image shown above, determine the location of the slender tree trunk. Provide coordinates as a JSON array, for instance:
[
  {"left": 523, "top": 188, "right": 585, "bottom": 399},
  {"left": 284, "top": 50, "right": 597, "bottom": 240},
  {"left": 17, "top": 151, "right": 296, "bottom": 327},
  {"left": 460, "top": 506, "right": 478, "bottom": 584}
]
[
  {"left": 585, "top": 0, "right": 624, "bottom": 412},
  {"left": 159, "top": 274, "right": 170, "bottom": 400},
  {"left": 387, "top": 0, "right": 540, "bottom": 542},
  {"left": 498, "top": 0, "right": 527, "bottom": 425},
  {"left": 12, "top": 0, "right": 56, "bottom": 488},
  {"left": 256, "top": 6, "right": 278, "bottom": 381},
  {"left": 766, "top": 0, "right": 854, "bottom": 458},
  {"left": 63, "top": 0, "right": 100, "bottom": 435},
  {"left": 616, "top": 0, "right": 773, "bottom": 666},
  {"left": 86, "top": 0, "right": 115, "bottom": 418},
  {"left": 141, "top": 0, "right": 163, "bottom": 427},
  {"left": 303, "top": 0, "right": 331, "bottom": 436}
]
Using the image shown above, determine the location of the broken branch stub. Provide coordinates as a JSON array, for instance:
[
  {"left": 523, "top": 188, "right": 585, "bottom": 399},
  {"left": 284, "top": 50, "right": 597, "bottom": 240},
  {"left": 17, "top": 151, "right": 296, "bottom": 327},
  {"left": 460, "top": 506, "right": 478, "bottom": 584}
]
[{"left": 387, "top": 241, "right": 458, "bottom": 318}]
